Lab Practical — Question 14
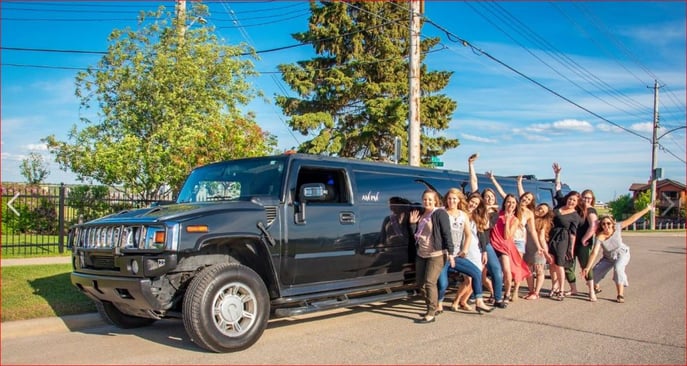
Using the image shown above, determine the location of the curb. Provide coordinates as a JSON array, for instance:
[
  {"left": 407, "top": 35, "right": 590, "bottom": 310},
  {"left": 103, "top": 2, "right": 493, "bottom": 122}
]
[{"left": 1, "top": 313, "right": 105, "bottom": 340}]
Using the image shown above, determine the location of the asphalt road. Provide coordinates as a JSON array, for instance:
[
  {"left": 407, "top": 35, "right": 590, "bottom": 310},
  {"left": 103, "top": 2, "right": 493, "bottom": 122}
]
[{"left": 2, "top": 232, "right": 685, "bottom": 364}]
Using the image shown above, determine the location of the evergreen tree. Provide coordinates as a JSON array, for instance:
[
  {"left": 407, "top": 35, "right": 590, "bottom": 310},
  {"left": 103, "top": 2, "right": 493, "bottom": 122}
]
[{"left": 275, "top": 1, "right": 458, "bottom": 164}]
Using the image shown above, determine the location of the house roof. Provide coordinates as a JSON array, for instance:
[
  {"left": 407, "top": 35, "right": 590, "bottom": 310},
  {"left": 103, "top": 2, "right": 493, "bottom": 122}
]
[{"left": 628, "top": 179, "right": 686, "bottom": 192}]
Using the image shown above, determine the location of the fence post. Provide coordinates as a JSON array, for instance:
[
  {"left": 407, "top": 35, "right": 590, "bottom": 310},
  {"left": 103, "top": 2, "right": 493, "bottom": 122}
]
[{"left": 58, "top": 183, "right": 65, "bottom": 254}]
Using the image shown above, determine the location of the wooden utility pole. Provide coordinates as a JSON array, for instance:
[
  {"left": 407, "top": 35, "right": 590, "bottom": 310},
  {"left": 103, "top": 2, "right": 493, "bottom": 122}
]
[
  {"left": 408, "top": 0, "right": 422, "bottom": 166},
  {"left": 649, "top": 80, "right": 660, "bottom": 230}
]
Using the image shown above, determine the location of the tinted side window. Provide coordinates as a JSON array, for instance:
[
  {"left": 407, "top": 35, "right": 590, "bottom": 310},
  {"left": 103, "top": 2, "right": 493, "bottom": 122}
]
[{"left": 296, "top": 167, "right": 348, "bottom": 204}]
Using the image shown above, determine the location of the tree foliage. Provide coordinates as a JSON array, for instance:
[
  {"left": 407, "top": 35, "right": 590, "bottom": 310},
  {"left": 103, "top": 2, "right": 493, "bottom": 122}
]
[
  {"left": 19, "top": 152, "right": 50, "bottom": 185},
  {"left": 634, "top": 190, "right": 652, "bottom": 218},
  {"left": 275, "top": 1, "right": 458, "bottom": 163},
  {"left": 43, "top": 4, "right": 277, "bottom": 200},
  {"left": 608, "top": 194, "right": 634, "bottom": 220}
]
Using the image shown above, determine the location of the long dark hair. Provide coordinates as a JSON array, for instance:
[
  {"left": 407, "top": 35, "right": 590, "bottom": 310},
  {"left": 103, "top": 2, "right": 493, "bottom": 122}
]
[{"left": 501, "top": 193, "right": 522, "bottom": 220}]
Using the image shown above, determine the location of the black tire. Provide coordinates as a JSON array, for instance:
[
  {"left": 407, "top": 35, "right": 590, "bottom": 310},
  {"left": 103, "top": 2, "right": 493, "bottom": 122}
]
[
  {"left": 95, "top": 301, "right": 156, "bottom": 329},
  {"left": 182, "top": 262, "right": 270, "bottom": 353}
]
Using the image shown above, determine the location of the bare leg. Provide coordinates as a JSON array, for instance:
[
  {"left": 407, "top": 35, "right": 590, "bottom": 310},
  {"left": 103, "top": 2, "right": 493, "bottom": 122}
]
[
  {"left": 587, "top": 280, "right": 597, "bottom": 302},
  {"left": 534, "top": 264, "right": 545, "bottom": 296}
]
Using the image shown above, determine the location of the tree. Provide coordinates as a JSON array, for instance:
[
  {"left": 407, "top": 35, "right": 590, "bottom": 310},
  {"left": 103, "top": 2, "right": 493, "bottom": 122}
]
[
  {"left": 19, "top": 152, "right": 50, "bottom": 185},
  {"left": 608, "top": 194, "right": 634, "bottom": 220},
  {"left": 634, "top": 190, "right": 652, "bottom": 218},
  {"left": 275, "top": 1, "right": 458, "bottom": 163},
  {"left": 43, "top": 4, "right": 277, "bottom": 200}
]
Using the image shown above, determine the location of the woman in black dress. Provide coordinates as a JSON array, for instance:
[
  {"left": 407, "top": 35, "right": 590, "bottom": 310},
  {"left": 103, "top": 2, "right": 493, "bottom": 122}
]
[{"left": 548, "top": 191, "right": 582, "bottom": 301}]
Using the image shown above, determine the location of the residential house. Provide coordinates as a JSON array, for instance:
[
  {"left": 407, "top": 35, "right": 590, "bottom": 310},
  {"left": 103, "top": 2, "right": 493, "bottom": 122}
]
[{"left": 629, "top": 179, "right": 686, "bottom": 221}]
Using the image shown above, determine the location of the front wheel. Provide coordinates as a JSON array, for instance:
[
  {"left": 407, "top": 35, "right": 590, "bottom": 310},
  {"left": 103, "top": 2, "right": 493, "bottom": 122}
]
[
  {"left": 96, "top": 301, "right": 156, "bottom": 329},
  {"left": 182, "top": 262, "right": 270, "bottom": 353}
]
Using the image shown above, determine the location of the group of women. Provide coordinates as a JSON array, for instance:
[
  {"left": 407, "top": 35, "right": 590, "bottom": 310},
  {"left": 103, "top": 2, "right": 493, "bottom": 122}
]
[{"left": 410, "top": 154, "right": 650, "bottom": 323}]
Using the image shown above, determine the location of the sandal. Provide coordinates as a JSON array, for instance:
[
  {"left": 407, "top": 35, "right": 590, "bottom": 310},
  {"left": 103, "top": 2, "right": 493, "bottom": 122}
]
[
  {"left": 459, "top": 303, "right": 474, "bottom": 312},
  {"left": 617, "top": 295, "right": 625, "bottom": 303},
  {"left": 594, "top": 286, "right": 602, "bottom": 294},
  {"left": 524, "top": 292, "right": 539, "bottom": 300},
  {"left": 589, "top": 294, "right": 597, "bottom": 302},
  {"left": 551, "top": 290, "right": 564, "bottom": 301}
]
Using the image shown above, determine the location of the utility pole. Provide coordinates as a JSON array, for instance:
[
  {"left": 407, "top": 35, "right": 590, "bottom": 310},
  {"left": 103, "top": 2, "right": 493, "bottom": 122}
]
[
  {"left": 408, "top": 0, "right": 422, "bottom": 166},
  {"left": 649, "top": 80, "right": 660, "bottom": 230}
]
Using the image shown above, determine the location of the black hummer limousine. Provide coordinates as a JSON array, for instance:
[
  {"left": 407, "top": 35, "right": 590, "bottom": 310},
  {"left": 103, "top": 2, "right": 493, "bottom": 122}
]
[{"left": 70, "top": 153, "right": 565, "bottom": 352}]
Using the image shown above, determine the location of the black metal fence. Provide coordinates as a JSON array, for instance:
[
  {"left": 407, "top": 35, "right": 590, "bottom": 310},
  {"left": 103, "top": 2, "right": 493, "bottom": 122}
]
[{"left": 1, "top": 184, "right": 171, "bottom": 256}]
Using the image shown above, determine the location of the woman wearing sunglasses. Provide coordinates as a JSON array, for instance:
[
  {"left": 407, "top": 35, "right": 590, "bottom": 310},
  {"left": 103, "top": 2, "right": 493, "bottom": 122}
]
[{"left": 581, "top": 204, "right": 653, "bottom": 303}]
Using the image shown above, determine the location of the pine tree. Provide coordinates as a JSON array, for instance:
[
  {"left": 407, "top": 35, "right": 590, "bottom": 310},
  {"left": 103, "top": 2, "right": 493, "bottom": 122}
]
[{"left": 275, "top": 1, "right": 458, "bottom": 164}]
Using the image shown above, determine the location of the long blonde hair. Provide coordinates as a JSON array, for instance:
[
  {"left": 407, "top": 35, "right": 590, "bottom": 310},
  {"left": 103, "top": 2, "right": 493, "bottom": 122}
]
[{"left": 444, "top": 187, "right": 468, "bottom": 211}]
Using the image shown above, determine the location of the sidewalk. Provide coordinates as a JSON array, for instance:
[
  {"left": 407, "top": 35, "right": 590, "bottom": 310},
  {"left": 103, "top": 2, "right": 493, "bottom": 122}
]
[
  {"left": 1, "top": 256, "right": 71, "bottom": 267},
  {"left": 1, "top": 313, "right": 105, "bottom": 340},
  {"left": 1, "top": 255, "right": 106, "bottom": 339}
]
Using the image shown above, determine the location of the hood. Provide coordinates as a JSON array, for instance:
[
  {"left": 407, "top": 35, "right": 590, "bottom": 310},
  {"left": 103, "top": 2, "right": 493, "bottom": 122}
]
[{"left": 83, "top": 201, "right": 267, "bottom": 225}]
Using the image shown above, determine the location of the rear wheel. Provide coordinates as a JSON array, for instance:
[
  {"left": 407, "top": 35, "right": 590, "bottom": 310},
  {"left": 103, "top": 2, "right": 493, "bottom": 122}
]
[
  {"left": 95, "top": 301, "right": 156, "bottom": 328},
  {"left": 182, "top": 262, "right": 270, "bottom": 353}
]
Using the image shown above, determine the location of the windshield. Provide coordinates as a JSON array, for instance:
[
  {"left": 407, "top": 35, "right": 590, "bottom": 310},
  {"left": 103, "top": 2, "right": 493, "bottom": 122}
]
[{"left": 176, "top": 157, "right": 287, "bottom": 203}]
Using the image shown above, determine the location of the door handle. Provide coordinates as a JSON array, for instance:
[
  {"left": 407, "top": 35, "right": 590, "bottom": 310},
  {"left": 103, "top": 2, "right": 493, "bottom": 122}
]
[{"left": 339, "top": 211, "right": 355, "bottom": 224}]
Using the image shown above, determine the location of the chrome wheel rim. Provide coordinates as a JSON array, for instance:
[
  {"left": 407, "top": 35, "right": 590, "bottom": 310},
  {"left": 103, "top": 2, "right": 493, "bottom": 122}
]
[{"left": 211, "top": 282, "right": 257, "bottom": 337}]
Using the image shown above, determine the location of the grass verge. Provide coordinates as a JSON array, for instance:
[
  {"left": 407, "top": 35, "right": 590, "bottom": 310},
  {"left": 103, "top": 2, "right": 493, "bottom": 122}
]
[{"left": 1, "top": 263, "right": 96, "bottom": 322}]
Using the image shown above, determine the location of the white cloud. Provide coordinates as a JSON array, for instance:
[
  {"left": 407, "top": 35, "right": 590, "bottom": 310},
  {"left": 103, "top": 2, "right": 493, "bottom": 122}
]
[
  {"left": 630, "top": 122, "right": 654, "bottom": 133},
  {"left": 25, "top": 144, "right": 49, "bottom": 151},
  {"left": 460, "top": 133, "right": 498, "bottom": 144},
  {"left": 551, "top": 119, "right": 594, "bottom": 132}
]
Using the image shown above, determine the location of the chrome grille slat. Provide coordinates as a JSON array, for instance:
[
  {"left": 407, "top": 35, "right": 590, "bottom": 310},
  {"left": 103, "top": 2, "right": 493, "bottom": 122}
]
[{"left": 76, "top": 224, "right": 164, "bottom": 250}]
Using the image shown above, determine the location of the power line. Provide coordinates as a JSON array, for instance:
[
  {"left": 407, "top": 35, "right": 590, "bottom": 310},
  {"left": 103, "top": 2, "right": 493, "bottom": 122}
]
[
  {"left": 475, "top": 1, "right": 650, "bottom": 118},
  {"left": 422, "top": 18, "right": 652, "bottom": 143}
]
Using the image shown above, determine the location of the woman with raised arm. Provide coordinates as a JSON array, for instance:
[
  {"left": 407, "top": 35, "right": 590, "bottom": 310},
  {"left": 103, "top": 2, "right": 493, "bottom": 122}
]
[
  {"left": 488, "top": 172, "right": 541, "bottom": 301},
  {"left": 489, "top": 194, "right": 531, "bottom": 305},
  {"left": 468, "top": 154, "right": 507, "bottom": 308},
  {"left": 581, "top": 204, "right": 653, "bottom": 303},
  {"left": 516, "top": 176, "right": 548, "bottom": 300},
  {"left": 548, "top": 191, "right": 582, "bottom": 301}
]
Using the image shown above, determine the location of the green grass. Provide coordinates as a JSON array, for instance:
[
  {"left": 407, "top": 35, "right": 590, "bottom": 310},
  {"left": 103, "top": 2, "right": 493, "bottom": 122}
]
[
  {"left": 1, "top": 263, "right": 96, "bottom": 322},
  {"left": 1, "top": 234, "right": 71, "bottom": 258}
]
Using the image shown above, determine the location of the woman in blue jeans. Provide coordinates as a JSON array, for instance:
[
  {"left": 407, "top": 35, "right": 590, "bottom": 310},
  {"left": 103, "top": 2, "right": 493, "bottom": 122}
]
[
  {"left": 437, "top": 188, "right": 492, "bottom": 314},
  {"left": 468, "top": 153, "right": 506, "bottom": 308}
]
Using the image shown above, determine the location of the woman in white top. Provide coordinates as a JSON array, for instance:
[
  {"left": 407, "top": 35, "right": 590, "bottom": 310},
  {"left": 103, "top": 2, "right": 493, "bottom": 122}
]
[
  {"left": 581, "top": 204, "right": 653, "bottom": 303},
  {"left": 440, "top": 188, "right": 492, "bottom": 313}
]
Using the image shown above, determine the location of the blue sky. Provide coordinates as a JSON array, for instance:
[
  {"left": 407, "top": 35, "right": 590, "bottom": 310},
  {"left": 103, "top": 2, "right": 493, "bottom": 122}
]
[{"left": 2, "top": 1, "right": 685, "bottom": 202}]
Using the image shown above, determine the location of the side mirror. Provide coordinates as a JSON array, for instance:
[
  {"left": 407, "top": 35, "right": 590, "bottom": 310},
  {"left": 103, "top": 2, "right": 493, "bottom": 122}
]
[{"left": 296, "top": 183, "right": 328, "bottom": 224}]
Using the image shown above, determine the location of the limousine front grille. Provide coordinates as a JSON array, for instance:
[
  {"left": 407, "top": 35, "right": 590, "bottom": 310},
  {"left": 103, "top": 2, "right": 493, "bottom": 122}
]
[{"left": 71, "top": 224, "right": 169, "bottom": 250}]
